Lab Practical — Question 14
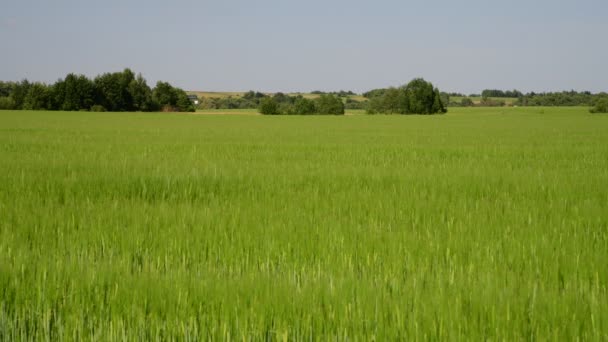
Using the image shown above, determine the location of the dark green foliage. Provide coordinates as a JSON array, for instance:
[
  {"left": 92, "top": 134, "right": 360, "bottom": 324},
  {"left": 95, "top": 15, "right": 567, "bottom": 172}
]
[
  {"left": 311, "top": 90, "right": 355, "bottom": 97},
  {"left": 314, "top": 94, "right": 345, "bottom": 115},
  {"left": 363, "top": 88, "right": 388, "bottom": 99},
  {"left": 517, "top": 91, "right": 597, "bottom": 106},
  {"left": 9, "top": 80, "right": 31, "bottom": 109},
  {"left": 589, "top": 97, "right": 608, "bottom": 113},
  {"left": 0, "top": 81, "right": 13, "bottom": 97},
  {"left": 242, "top": 91, "right": 267, "bottom": 103},
  {"left": 90, "top": 105, "right": 106, "bottom": 112},
  {"left": 293, "top": 97, "right": 317, "bottom": 114},
  {"left": 440, "top": 93, "right": 450, "bottom": 107},
  {"left": 447, "top": 92, "right": 465, "bottom": 97},
  {"left": 53, "top": 74, "right": 96, "bottom": 111},
  {"left": 272, "top": 92, "right": 294, "bottom": 105},
  {"left": 129, "top": 74, "right": 158, "bottom": 112},
  {"left": 176, "top": 91, "right": 195, "bottom": 112},
  {"left": 366, "top": 78, "right": 446, "bottom": 114},
  {"left": 199, "top": 96, "right": 258, "bottom": 110},
  {"left": 0, "top": 96, "right": 16, "bottom": 110},
  {"left": 0, "top": 70, "right": 193, "bottom": 112},
  {"left": 404, "top": 78, "right": 446, "bottom": 114},
  {"left": 23, "top": 83, "right": 52, "bottom": 110},
  {"left": 366, "top": 88, "right": 407, "bottom": 114},
  {"left": 258, "top": 93, "right": 344, "bottom": 115},
  {"left": 152, "top": 81, "right": 178, "bottom": 109},
  {"left": 278, "top": 102, "right": 296, "bottom": 115},
  {"left": 482, "top": 89, "right": 523, "bottom": 98},
  {"left": 152, "top": 82, "right": 194, "bottom": 112},
  {"left": 259, "top": 97, "right": 280, "bottom": 115},
  {"left": 94, "top": 69, "right": 136, "bottom": 111}
]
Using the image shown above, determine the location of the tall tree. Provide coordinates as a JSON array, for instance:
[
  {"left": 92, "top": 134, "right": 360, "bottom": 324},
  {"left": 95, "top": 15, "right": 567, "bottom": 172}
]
[
  {"left": 315, "top": 94, "right": 345, "bottom": 115},
  {"left": 10, "top": 80, "right": 31, "bottom": 109},
  {"left": 23, "top": 83, "right": 52, "bottom": 110},
  {"left": 94, "top": 68, "right": 136, "bottom": 111},
  {"left": 128, "top": 74, "right": 157, "bottom": 111},
  {"left": 53, "top": 74, "right": 95, "bottom": 111}
]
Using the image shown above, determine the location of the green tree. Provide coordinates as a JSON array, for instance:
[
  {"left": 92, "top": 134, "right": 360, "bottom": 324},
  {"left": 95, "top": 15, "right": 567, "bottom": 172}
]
[
  {"left": 94, "top": 69, "right": 136, "bottom": 111},
  {"left": 128, "top": 74, "right": 157, "bottom": 111},
  {"left": 590, "top": 97, "right": 608, "bottom": 113},
  {"left": 403, "top": 78, "right": 445, "bottom": 114},
  {"left": 152, "top": 81, "right": 194, "bottom": 112},
  {"left": 0, "top": 81, "right": 13, "bottom": 97},
  {"left": 23, "top": 83, "right": 52, "bottom": 110},
  {"left": 175, "top": 89, "right": 195, "bottom": 112},
  {"left": 258, "top": 97, "right": 279, "bottom": 115},
  {"left": 315, "top": 94, "right": 345, "bottom": 115},
  {"left": 364, "top": 79, "right": 445, "bottom": 114},
  {"left": 53, "top": 74, "right": 95, "bottom": 111},
  {"left": 10, "top": 80, "right": 31, "bottom": 109},
  {"left": 153, "top": 81, "right": 178, "bottom": 110},
  {"left": 293, "top": 97, "right": 316, "bottom": 115},
  {"left": 0, "top": 97, "right": 15, "bottom": 110}
]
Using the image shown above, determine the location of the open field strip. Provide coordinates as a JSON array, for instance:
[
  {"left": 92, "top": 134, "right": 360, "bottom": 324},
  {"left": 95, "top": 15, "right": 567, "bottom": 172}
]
[
  {"left": 0, "top": 107, "right": 607, "bottom": 339},
  {"left": 188, "top": 91, "right": 368, "bottom": 102}
]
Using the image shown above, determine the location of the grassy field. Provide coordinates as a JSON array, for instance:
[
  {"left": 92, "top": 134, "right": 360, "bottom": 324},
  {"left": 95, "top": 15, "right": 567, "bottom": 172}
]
[{"left": 1, "top": 107, "right": 607, "bottom": 340}]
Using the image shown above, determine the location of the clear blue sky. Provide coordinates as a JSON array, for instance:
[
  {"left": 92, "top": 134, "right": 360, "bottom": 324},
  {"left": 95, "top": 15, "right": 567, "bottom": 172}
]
[{"left": 1, "top": 0, "right": 606, "bottom": 94}]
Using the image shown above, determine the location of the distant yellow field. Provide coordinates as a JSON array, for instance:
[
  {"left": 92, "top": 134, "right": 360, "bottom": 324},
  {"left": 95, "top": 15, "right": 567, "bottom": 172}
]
[
  {"left": 451, "top": 96, "right": 518, "bottom": 105},
  {"left": 188, "top": 91, "right": 367, "bottom": 102}
]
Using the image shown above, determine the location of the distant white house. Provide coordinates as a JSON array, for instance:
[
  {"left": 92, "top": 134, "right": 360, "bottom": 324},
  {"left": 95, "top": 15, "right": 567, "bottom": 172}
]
[{"left": 187, "top": 94, "right": 199, "bottom": 105}]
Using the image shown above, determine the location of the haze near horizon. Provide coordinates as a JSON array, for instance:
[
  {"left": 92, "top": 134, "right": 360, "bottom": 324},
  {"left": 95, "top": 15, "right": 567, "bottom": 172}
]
[{"left": 1, "top": 0, "right": 606, "bottom": 94}]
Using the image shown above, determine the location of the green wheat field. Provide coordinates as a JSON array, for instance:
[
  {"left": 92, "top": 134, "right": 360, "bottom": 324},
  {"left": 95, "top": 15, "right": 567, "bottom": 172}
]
[{"left": 1, "top": 107, "right": 607, "bottom": 340}]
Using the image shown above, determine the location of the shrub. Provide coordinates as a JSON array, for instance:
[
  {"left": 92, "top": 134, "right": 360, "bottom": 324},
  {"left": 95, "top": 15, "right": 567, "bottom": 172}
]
[
  {"left": 294, "top": 97, "right": 316, "bottom": 115},
  {"left": 23, "top": 83, "right": 52, "bottom": 110},
  {"left": 461, "top": 98, "right": 474, "bottom": 107},
  {"left": 590, "top": 97, "right": 608, "bottom": 113},
  {"left": 259, "top": 97, "right": 280, "bottom": 115},
  {"left": 0, "top": 96, "right": 16, "bottom": 110},
  {"left": 315, "top": 94, "right": 345, "bottom": 115},
  {"left": 90, "top": 105, "right": 106, "bottom": 112}
]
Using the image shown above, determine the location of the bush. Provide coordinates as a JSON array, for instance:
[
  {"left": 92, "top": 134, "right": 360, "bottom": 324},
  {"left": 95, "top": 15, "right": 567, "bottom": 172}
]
[
  {"left": 0, "top": 96, "right": 16, "bottom": 110},
  {"left": 259, "top": 97, "right": 280, "bottom": 115},
  {"left": 461, "top": 98, "right": 474, "bottom": 107},
  {"left": 294, "top": 97, "right": 316, "bottom": 115},
  {"left": 315, "top": 94, "right": 345, "bottom": 115},
  {"left": 23, "top": 83, "right": 52, "bottom": 110},
  {"left": 90, "top": 105, "right": 106, "bottom": 112},
  {"left": 590, "top": 97, "right": 608, "bottom": 113}
]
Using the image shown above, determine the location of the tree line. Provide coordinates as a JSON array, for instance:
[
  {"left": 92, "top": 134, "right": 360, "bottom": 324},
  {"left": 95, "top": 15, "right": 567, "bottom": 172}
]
[
  {"left": 444, "top": 90, "right": 608, "bottom": 109},
  {"left": 259, "top": 93, "right": 345, "bottom": 115},
  {"left": 481, "top": 89, "right": 524, "bottom": 98},
  {"left": 197, "top": 91, "right": 366, "bottom": 111},
  {"left": 2, "top": 72, "right": 605, "bottom": 113},
  {"left": 518, "top": 91, "right": 606, "bottom": 107},
  {"left": 0, "top": 69, "right": 195, "bottom": 112}
]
